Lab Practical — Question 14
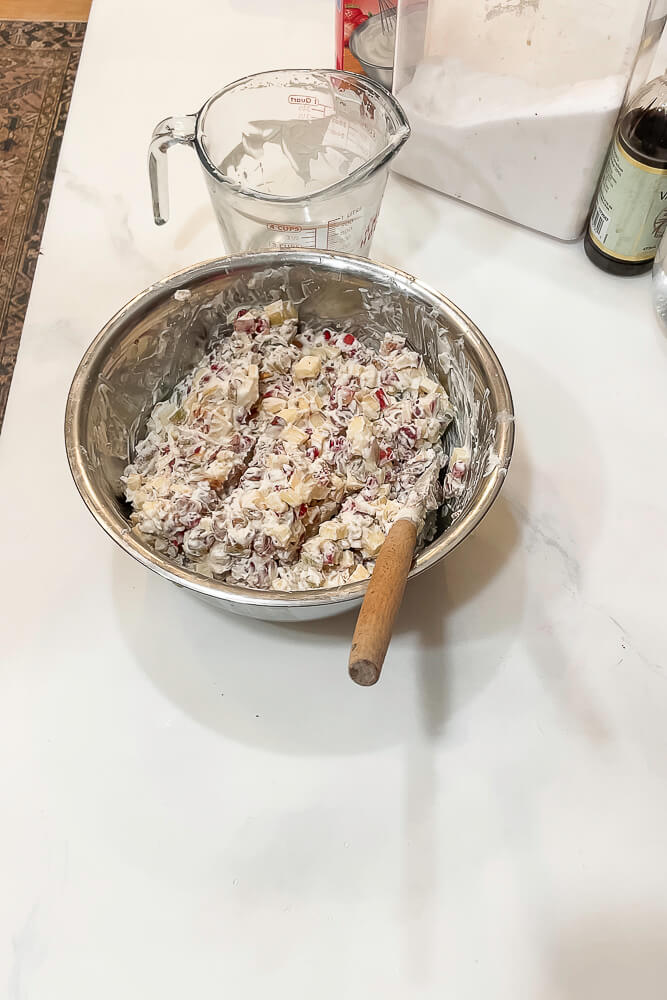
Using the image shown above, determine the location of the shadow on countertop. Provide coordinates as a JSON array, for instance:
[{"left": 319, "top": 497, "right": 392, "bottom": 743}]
[{"left": 111, "top": 438, "right": 526, "bottom": 758}]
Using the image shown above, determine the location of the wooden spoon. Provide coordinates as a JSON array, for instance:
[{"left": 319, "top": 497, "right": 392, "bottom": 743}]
[
  {"left": 348, "top": 516, "right": 417, "bottom": 686},
  {"left": 348, "top": 457, "right": 442, "bottom": 686}
]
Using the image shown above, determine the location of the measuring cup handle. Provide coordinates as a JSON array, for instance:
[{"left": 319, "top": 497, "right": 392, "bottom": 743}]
[{"left": 148, "top": 115, "right": 196, "bottom": 225}]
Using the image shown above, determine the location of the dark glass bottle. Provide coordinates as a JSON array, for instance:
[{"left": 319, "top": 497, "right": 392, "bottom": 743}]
[{"left": 585, "top": 74, "right": 667, "bottom": 276}]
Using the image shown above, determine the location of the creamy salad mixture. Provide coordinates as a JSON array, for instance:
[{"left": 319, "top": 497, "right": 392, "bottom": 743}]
[{"left": 123, "top": 299, "right": 466, "bottom": 591}]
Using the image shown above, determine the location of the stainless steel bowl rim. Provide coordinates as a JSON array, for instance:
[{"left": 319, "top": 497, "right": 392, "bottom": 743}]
[
  {"left": 349, "top": 16, "right": 394, "bottom": 71},
  {"left": 65, "top": 249, "right": 514, "bottom": 610}
]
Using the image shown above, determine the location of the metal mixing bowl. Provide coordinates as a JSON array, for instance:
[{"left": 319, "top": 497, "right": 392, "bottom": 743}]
[
  {"left": 349, "top": 15, "right": 394, "bottom": 90},
  {"left": 65, "top": 250, "right": 514, "bottom": 621}
]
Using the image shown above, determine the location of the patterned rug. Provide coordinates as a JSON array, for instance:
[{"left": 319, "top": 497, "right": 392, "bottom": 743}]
[{"left": 0, "top": 20, "right": 85, "bottom": 430}]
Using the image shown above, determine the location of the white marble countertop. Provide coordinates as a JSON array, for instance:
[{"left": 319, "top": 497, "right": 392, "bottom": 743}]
[{"left": 2, "top": 0, "right": 667, "bottom": 996}]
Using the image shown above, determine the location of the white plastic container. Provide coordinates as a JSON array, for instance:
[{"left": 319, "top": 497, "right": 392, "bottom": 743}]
[{"left": 393, "top": 0, "right": 661, "bottom": 240}]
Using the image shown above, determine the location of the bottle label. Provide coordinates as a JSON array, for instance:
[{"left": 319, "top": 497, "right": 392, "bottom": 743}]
[{"left": 588, "top": 138, "right": 667, "bottom": 262}]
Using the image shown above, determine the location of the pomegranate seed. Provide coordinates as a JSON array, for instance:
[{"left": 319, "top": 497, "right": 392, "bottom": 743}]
[
  {"left": 193, "top": 446, "right": 202, "bottom": 455},
  {"left": 375, "top": 388, "right": 388, "bottom": 410},
  {"left": 298, "top": 503, "right": 308, "bottom": 518},
  {"left": 379, "top": 446, "right": 393, "bottom": 462},
  {"left": 323, "top": 330, "right": 332, "bottom": 341},
  {"left": 343, "top": 333, "right": 355, "bottom": 345},
  {"left": 306, "top": 446, "right": 320, "bottom": 461},
  {"left": 237, "top": 309, "right": 248, "bottom": 317},
  {"left": 271, "top": 416, "right": 282, "bottom": 426}
]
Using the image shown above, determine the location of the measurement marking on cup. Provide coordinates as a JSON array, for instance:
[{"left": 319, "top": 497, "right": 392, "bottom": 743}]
[
  {"left": 325, "top": 206, "right": 365, "bottom": 250},
  {"left": 360, "top": 212, "right": 379, "bottom": 250},
  {"left": 269, "top": 224, "right": 318, "bottom": 248},
  {"left": 301, "top": 229, "right": 318, "bottom": 248},
  {"left": 264, "top": 206, "right": 372, "bottom": 252},
  {"left": 288, "top": 93, "right": 328, "bottom": 118}
]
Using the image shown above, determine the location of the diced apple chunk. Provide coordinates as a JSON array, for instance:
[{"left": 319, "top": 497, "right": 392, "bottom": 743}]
[
  {"left": 278, "top": 407, "right": 301, "bottom": 424},
  {"left": 262, "top": 396, "right": 284, "bottom": 414},
  {"left": 292, "top": 355, "right": 322, "bottom": 380},
  {"left": 265, "top": 299, "right": 297, "bottom": 326},
  {"left": 280, "top": 424, "right": 309, "bottom": 446}
]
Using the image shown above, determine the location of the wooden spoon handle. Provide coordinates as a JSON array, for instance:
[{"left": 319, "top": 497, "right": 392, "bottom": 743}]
[{"left": 348, "top": 517, "right": 417, "bottom": 686}]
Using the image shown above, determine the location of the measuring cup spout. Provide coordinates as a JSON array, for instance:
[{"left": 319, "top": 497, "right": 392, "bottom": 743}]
[
  {"left": 330, "top": 77, "right": 410, "bottom": 192},
  {"left": 389, "top": 122, "right": 411, "bottom": 153},
  {"left": 381, "top": 117, "right": 410, "bottom": 163}
]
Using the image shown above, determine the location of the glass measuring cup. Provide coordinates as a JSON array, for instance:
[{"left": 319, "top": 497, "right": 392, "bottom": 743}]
[{"left": 149, "top": 69, "right": 410, "bottom": 256}]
